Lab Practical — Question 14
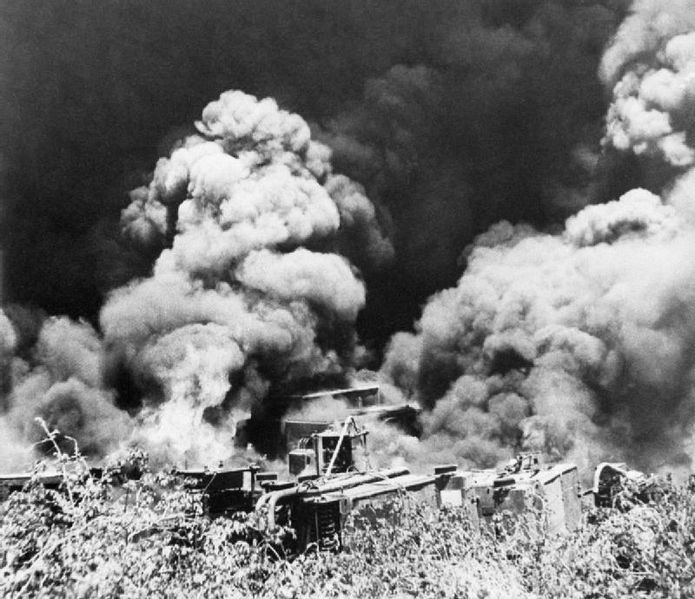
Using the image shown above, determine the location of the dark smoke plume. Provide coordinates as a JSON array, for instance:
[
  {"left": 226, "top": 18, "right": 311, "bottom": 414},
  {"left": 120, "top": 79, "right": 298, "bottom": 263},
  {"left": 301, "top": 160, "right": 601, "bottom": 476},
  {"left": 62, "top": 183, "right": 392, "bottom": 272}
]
[
  {"left": 381, "top": 0, "right": 695, "bottom": 476},
  {"left": 8, "top": 0, "right": 695, "bottom": 477},
  {"left": 1, "top": 0, "right": 628, "bottom": 350}
]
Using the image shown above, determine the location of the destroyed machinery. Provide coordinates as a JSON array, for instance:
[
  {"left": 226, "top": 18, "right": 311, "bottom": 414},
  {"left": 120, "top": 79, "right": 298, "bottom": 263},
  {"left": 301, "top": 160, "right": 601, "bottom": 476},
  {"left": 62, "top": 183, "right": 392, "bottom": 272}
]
[{"left": 0, "top": 385, "right": 667, "bottom": 553}]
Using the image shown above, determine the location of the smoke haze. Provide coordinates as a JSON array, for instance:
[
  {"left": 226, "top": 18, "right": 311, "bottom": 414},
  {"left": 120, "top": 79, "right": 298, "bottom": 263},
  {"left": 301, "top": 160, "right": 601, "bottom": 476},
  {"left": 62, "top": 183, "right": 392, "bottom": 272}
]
[
  {"left": 381, "top": 0, "right": 695, "bottom": 476},
  {"left": 1, "top": 0, "right": 629, "bottom": 342},
  {"left": 4, "top": 1, "right": 695, "bottom": 476}
]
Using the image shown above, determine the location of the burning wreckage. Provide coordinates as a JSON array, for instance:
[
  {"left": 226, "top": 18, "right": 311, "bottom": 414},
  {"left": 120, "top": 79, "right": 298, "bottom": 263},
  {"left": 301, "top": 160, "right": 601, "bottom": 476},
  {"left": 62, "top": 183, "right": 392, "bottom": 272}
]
[{"left": 0, "top": 385, "right": 665, "bottom": 553}]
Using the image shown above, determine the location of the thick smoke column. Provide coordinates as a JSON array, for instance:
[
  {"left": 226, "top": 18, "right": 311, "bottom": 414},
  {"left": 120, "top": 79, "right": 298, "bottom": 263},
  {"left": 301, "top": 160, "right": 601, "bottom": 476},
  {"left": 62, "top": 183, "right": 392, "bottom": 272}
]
[
  {"left": 381, "top": 0, "right": 695, "bottom": 476},
  {"left": 100, "top": 91, "right": 388, "bottom": 466}
]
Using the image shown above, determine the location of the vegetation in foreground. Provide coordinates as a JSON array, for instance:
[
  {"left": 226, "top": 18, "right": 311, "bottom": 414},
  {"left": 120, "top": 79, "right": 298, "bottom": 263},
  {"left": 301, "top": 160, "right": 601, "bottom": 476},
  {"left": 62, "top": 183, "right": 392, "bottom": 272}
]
[{"left": 1, "top": 446, "right": 695, "bottom": 598}]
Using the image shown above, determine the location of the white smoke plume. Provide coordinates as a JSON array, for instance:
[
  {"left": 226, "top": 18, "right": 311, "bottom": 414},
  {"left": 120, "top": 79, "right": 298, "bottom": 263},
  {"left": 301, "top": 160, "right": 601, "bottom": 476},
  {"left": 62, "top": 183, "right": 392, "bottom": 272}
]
[
  {"left": 601, "top": 0, "right": 695, "bottom": 167},
  {"left": 100, "top": 90, "right": 389, "bottom": 467}
]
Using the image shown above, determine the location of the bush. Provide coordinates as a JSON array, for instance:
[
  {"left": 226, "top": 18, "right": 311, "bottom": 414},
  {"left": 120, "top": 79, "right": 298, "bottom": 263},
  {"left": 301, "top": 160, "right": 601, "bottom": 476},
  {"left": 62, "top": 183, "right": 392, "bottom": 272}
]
[{"left": 1, "top": 433, "right": 695, "bottom": 597}]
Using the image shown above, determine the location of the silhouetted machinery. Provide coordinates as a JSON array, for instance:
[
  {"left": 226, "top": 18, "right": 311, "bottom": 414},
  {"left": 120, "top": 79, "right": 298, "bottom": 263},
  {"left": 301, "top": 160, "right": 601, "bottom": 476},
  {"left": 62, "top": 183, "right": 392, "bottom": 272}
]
[
  {"left": 174, "top": 466, "right": 262, "bottom": 515},
  {"left": 254, "top": 419, "right": 585, "bottom": 550},
  {"left": 435, "top": 454, "right": 582, "bottom": 534},
  {"left": 258, "top": 417, "right": 442, "bottom": 551},
  {"left": 240, "top": 385, "right": 421, "bottom": 457},
  {"left": 0, "top": 470, "right": 65, "bottom": 500},
  {"left": 3, "top": 385, "right": 666, "bottom": 554},
  {"left": 0, "top": 465, "right": 134, "bottom": 500}
]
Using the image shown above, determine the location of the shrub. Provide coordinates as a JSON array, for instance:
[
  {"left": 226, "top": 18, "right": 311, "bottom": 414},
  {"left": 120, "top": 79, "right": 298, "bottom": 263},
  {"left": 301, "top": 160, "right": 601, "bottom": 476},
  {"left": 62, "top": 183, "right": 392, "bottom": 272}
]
[{"left": 1, "top": 430, "right": 695, "bottom": 597}]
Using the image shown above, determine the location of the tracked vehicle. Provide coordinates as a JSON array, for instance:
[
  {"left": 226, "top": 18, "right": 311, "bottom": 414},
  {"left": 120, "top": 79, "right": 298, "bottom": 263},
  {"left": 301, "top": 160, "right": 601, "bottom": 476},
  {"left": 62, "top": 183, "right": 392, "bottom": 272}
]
[{"left": 258, "top": 417, "right": 443, "bottom": 551}]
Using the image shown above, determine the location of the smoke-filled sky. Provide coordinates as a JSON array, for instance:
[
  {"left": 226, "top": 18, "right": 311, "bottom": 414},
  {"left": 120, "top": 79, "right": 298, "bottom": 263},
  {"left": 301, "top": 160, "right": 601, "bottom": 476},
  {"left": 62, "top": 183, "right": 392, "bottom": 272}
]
[
  {"left": 1, "top": 0, "right": 631, "bottom": 341},
  {"left": 4, "top": 0, "right": 695, "bottom": 475}
]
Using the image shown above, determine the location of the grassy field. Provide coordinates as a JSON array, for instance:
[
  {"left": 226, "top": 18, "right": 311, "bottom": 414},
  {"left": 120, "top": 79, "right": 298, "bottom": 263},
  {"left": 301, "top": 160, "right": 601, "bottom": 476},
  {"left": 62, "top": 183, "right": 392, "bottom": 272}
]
[{"left": 1, "top": 451, "right": 694, "bottom": 599}]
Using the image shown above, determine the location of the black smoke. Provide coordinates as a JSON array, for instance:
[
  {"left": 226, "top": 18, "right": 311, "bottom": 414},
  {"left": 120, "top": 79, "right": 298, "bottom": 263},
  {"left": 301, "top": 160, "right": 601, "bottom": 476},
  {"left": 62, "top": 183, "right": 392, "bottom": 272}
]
[{"left": 1, "top": 0, "right": 631, "bottom": 353}]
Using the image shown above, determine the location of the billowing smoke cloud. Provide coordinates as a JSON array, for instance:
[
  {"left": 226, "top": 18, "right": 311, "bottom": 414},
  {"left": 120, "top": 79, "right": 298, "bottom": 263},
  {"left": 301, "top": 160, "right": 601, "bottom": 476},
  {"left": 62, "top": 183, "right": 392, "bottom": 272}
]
[
  {"left": 381, "top": 187, "right": 695, "bottom": 473},
  {"left": 380, "top": 0, "right": 695, "bottom": 476},
  {"left": 2, "top": 1, "right": 628, "bottom": 352},
  {"left": 7, "top": 0, "right": 695, "bottom": 479},
  {"left": 322, "top": 3, "right": 630, "bottom": 343},
  {"left": 98, "top": 90, "right": 384, "bottom": 466},
  {"left": 0, "top": 89, "right": 387, "bottom": 469},
  {"left": 601, "top": 0, "right": 695, "bottom": 168},
  {"left": 0, "top": 313, "right": 130, "bottom": 468}
]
